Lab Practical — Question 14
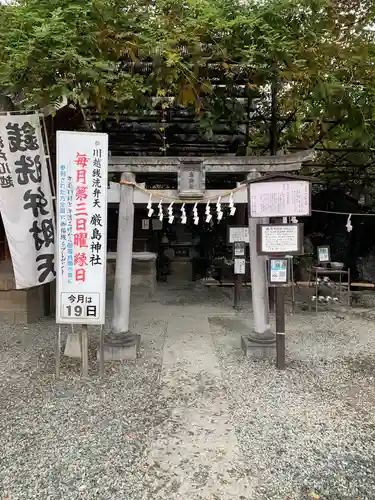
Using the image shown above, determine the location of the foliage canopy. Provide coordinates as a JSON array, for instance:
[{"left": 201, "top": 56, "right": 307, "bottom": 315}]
[{"left": 1, "top": 0, "right": 375, "bottom": 191}]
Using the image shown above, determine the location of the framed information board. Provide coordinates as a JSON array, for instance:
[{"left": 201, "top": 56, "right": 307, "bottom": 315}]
[
  {"left": 228, "top": 226, "right": 249, "bottom": 244},
  {"left": 234, "top": 258, "right": 246, "bottom": 275},
  {"left": 317, "top": 245, "right": 330, "bottom": 263},
  {"left": 257, "top": 223, "right": 304, "bottom": 256},
  {"left": 249, "top": 180, "right": 311, "bottom": 218},
  {"left": 269, "top": 258, "right": 289, "bottom": 284},
  {"left": 234, "top": 242, "right": 246, "bottom": 257}
]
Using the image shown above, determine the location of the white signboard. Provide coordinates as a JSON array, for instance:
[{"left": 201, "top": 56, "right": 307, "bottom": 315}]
[
  {"left": 250, "top": 180, "right": 310, "bottom": 217},
  {"left": 318, "top": 246, "right": 330, "bottom": 263},
  {"left": 234, "top": 242, "right": 245, "bottom": 256},
  {"left": 270, "top": 259, "right": 288, "bottom": 283},
  {"left": 142, "top": 219, "right": 150, "bottom": 230},
  {"left": 0, "top": 114, "right": 55, "bottom": 288},
  {"left": 261, "top": 225, "right": 299, "bottom": 254},
  {"left": 234, "top": 258, "right": 246, "bottom": 275},
  {"left": 56, "top": 131, "right": 108, "bottom": 325},
  {"left": 229, "top": 226, "right": 249, "bottom": 243}
]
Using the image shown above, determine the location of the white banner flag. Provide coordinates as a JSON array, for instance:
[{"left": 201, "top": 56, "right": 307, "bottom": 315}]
[
  {"left": 56, "top": 131, "right": 108, "bottom": 325},
  {"left": 0, "top": 114, "right": 56, "bottom": 289}
]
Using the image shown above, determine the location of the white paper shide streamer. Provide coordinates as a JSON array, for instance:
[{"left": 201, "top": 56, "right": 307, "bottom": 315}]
[
  {"left": 229, "top": 193, "right": 236, "bottom": 216},
  {"left": 205, "top": 201, "right": 212, "bottom": 223},
  {"left": 216, "top": 197, "right": 223, "bottom": 221},
  {"left": 158, "top": 199, "right": 164, "bottom": 222},
  {"left": 181, "top": 203, "right": 187, "bottom": 224},
  {"left": 147, "top": 194, "right": 154, "bottom": 217},
  {"left": 346, "top": 214, "right": 353, "bottom": 232},
  {"left": 193, "top": 203, "right": 199, "bottom": 225},
  {"left": 168, "top": 202, "right": 174, "bottom": 224}
]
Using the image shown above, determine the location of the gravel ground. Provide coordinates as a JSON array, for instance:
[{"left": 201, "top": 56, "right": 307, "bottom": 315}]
[
  {"left": 1, "top": 284, "right": 375, "bottom": 499},
  {"left": 210, "top": 311, "right": 375, "bottom": 500},
  {"left": 0, "top": 314, "right": 169, "bottom": 500}
]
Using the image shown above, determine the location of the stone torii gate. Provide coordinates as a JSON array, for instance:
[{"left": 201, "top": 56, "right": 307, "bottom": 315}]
[{"left": 104, "top": 151, "right": 313, "bottom": 360}]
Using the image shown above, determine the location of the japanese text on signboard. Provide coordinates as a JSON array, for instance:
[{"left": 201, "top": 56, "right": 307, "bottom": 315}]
[{"left": 56, "top": 132, "right": 108, "bottom": 325}]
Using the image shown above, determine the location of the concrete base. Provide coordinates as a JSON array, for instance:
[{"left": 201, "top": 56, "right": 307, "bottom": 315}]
[
  {"left": 64, "top": 331, "right": 81, "bottom": 358},
  {"left": 100, "top": 334, "right": 141, "bottom": 361},
  {"left": 169, "top": 260, "right": 192, "bottom": 284},
  {"left": 107, "top": 252, "right": 157, "bottom": 295},
  {"left": 241, "top": 333, "right": 276, "bottom": 359},
  {"left": 0, "top": 261, "right": 48, "bottom": 324}
]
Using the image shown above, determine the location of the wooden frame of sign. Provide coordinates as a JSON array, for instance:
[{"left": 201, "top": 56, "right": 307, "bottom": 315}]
[{"left": 257, "top": 223, "right": 304, "bottom": 256}]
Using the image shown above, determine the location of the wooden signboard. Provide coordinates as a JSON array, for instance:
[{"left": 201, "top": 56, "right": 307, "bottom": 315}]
[
  {"left": 317, "top": 245, "right": 330, "bottom": 263},
  {"left": 234, "top": 258, "right": 246, "bottom": 275},
  {"left": 228, "top": 226, "right": 250, "bottom": 244},
  {"left": 249, "top": 179, "right": 311, "bottom": 218},
  {"left": 269, "top": 258, "right": 289, "bottom": 285},
  {"left": 257, "top": 223, "right": 304, "bottom": 256}
]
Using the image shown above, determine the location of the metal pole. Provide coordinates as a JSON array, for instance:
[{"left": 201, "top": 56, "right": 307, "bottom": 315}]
[
  {"left": 275, "top": 286, "right": 286, "bottom": 370},
  {"left": 81, "top": 324, "right": 89, "bottom": 377},
  {"left": 55, "top": 325, "right": 61, "bottom": 378},
  {"left": 99, "top": 324, "right": 105, "bottom": 377}
]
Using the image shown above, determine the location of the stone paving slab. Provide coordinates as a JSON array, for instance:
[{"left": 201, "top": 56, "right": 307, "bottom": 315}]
[{"left": 143, "top": 310, "right": 254, "bottom": 499}]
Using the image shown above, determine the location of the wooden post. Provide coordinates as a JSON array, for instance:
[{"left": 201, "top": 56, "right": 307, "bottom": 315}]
[
  {"left": 233, "top": 190, "right": 246, "bottom": 310},
  {"left": 268, "top": 78, "right": 278, "bottom": 313},
  {"left": 81, "top": 324, "right": 89, "bottom": 377},
  {"left": 233, "top": 280, "right": 241, "bottom": 309},
  {"left": 275, "top": 287, "right": 286, "bottom": 370},
  {"left": 112, "top": 172, "right": 135, "bottom": 334}
]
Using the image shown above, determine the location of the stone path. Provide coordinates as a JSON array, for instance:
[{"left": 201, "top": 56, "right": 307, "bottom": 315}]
[{"left": 142, "top": 304, "right": 254, "bottom": 499}]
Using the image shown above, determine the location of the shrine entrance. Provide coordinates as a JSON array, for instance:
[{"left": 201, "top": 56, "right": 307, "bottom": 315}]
[
  {"left": 107, "top": 200, "right": 247, "bottom": 286},
  {"left": 105, "top": 153, "right": 312, "bottom": 319}
]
